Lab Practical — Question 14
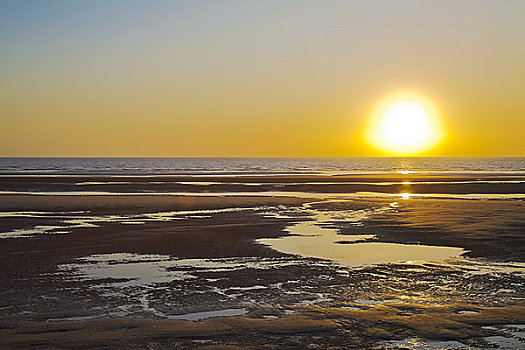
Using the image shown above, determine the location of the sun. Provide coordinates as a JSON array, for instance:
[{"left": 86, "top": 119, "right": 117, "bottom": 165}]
[{"left": 366, "top": 92, "right": 445, "bottom": 155}]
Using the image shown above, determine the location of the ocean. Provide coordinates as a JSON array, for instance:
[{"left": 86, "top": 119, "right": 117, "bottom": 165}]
[{"left": 0, "top": 157, "right": 524, "bottom": 174}]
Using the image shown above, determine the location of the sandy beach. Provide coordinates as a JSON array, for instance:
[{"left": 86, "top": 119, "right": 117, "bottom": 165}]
[{"left": 1, "top": 171, "right": 525, "bottom": 349}]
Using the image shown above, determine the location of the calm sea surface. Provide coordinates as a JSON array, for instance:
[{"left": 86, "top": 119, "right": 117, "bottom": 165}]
[{"left": 1, "top": 157, "right": 524, "bottom": 175}]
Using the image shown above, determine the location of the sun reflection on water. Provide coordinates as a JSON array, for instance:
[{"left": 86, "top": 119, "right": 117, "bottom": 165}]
[{"left": 400, "top": 193, "right": 412, "bottom": 199}]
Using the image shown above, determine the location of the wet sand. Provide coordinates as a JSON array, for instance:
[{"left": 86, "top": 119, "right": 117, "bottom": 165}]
[
  {"left": 1, "top": 173, "right": 524, "bottom": 195},
  {"left": 1, "top": 177, "right": 525, "bottom": 349}
]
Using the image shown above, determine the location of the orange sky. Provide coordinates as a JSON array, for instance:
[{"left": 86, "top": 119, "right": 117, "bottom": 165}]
[{"left": 1, "top": 1, "right": 524, "bottom": 156}]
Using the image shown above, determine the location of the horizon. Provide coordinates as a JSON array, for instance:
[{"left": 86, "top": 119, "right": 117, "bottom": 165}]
[{"left": 1, "top": 156, "right": 525, "bottom": 159}]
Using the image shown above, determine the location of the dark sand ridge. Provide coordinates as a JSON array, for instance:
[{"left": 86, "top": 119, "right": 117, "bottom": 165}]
[
  {"left": 1, "top": 195, "right": 524, "bottom": 348},
  {"left": 0, "top": 195, "right": 308, "bottom": 213},
  {"left": 1, "top": 174, "right": 525, "bottom": 194}
]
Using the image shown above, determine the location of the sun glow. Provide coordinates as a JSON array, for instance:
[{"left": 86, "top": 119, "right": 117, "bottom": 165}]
[{"left": 367, "top": 92, "right": 445, "bottom": 155}]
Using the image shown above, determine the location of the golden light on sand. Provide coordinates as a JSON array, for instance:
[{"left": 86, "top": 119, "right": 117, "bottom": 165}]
[{"left": 367, "top": 92, "right": 445, "bottom": 155}]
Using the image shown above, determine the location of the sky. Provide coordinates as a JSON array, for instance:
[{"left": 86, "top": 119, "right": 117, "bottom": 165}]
[{"left": 1, "top": 0, "right": 524, "bottom": 157}]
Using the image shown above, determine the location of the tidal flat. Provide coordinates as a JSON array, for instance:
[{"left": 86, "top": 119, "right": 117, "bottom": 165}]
[{"left": 1, "top": 172, "right": 525, "bottom": 349}]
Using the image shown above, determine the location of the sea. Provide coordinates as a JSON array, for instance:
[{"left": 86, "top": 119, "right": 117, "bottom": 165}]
[{"left": 1, "top": 157, "right": 524, "bottom": 175}]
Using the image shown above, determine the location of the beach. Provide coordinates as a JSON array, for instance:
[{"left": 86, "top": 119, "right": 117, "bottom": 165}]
[
  {"left": 4, "top": 0, "right": 525, "bottom": 347},
  {"left": 1, "top": 158, "right": 525, "bottom": 349}
]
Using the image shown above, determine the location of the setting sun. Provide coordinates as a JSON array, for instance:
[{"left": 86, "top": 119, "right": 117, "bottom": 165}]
[{"left": 366, "top": 92, "right": 445, "bottom": 155}]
